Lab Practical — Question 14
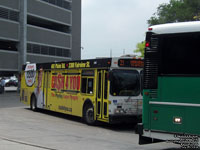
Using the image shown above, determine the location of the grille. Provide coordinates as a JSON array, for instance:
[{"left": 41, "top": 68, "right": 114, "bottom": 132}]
[
  {"left": 149, "top": 89, "right": 158, "bottom": 99},
  {"left": 144, "top": 37, "right": 159, "bottom": 89}
]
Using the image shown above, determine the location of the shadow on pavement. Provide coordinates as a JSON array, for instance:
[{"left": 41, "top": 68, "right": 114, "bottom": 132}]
[
  {"left": 25, "top": 108, "right": 83, "bottom": 123},
  {"left": 25, "top": 107, "right": 137, "bottom": 132}
]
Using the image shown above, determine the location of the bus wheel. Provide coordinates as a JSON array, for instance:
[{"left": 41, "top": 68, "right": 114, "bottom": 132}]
[
  {"left": 84, "top": 105, "right": 95, "bottom": 125},
  {"left": 30, "top": 95, "right": 37, "bottom": 111}
]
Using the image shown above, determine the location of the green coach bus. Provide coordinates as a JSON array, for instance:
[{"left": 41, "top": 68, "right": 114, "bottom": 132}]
[{"left": 138, "top": 21, "right": 200, "bottom": 147}]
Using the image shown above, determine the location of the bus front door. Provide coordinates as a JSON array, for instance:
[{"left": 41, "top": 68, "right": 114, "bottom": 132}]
[
  {"left": 43, "top": 71, "right": 50, "bottom": 109},
  {"left": 97, "top": 70, "right": 109, "bottom": 122}
]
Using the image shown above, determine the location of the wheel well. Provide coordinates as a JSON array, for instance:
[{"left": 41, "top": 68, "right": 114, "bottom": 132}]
[{"left": 82, "top": 99, "right": 93, "bottom": 114}]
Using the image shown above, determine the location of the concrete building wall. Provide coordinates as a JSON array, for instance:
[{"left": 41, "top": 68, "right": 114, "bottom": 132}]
[
  {"left": 27, "top": 54, "right": 69, "bottom": 64},
  {"left": 0, "top": 0, "right": 19, "bottom": 10},
  {"left": 27, "top": 25, "right": 71, "bottom": 48},
  {"left": 71, "top": 0, "right": 81, "bottom": 60},
  {"left": 0, "top": 20, "right": 19, "bottom": 41},
  {"left": 0, "top": 51, "right": 18, "bottom": 71},
  {"left": 27, "top": 0, "right": 71, "bottom": 25},
  {"left": 0, "top": 0, "right": 81, "bottom": 75}
]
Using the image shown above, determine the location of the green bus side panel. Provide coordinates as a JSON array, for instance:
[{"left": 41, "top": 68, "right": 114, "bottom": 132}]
[
  {"left": 143, "top": 89, "right": 151, "bottom": 129},
  {"left": 150, "top": 105, "right": 185, "bottom": 132},
  {"left": 159, "top": 77, "right": 200, "bottom": 103},
  {"left": 150, "top": 105, "right": 200, "bottom": 135},
  {"left": 143, "top": 77, "right": 200, "bottom": 135}
]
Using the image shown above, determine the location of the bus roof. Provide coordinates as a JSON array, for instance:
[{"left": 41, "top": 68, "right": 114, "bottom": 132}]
[
  {"left": 22, "top": 57, "right": 144, "bottom": 71},
  {"left": 148, "top": 21, "right": 200, "bottom": 34}
]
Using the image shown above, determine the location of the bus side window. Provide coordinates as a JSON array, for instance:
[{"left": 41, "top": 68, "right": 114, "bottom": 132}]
[
  {"left": 87, "top": 78, "right": 93, "bottom": 94},
  {"left": 81, "top": 78, "right": 87, "bottom": 93},
  {"left": 81, "top": 78, "right": 94, "bottom": 94}
]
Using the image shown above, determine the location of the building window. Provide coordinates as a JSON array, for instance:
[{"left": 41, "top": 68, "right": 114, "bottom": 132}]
[
  {"left": 63, "top": 49, "right": 71, "bottom": 57},
  {"left": 27, "top": 43, "right": 71, "bottom": 58},
  {"left": 27, "top": 15, "right": 71, "bottom": 34},
  {"left": 56, "top": 48, "right": 62, "bottom": 56},
  {"left": 49, "top": 47, "right": 56, "bottom": 56},
  {"left": 0, "top": 40, "right": 18, "bottom": 52},
  {"left": 33, "top": 45, "right": 40, "bottom": 54},
  {"left": 49, "top": 0, "right": 56, "bottom": 5},
  {"left": 0, "top": 7, "right": 19, "bottom": 22},
  {"left": 40, "top": 0, "right": 71, "bottom": 10},
  {"left": 56, "top": 0, "right": 63, "bottom": 7},
  {"left": 41, "top": 46, "right": 49, "bottom": 55}
]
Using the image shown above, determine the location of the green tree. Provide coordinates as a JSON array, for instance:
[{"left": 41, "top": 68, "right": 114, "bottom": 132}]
[
  {"left": 148, "top": 0, "right": 200, "bottom": 26},
  {"left": 134, "top": 0, "right": 200, "bottom": 57},
  {"left": 134, "top": 42, "right": 145, "bottom": 58}
]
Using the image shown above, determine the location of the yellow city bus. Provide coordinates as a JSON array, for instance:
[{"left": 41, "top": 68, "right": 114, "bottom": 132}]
[{"left": 20, "top": 57, "right": 143, "bottom": 124}]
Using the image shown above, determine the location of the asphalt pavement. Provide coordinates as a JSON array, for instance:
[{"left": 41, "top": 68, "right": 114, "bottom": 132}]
[
  {"left": 0, "top": 91, "right": 47, "bottom": 150},
  {"left": 0, "top": 90, "right": 180, "bottom": 150},
  {"left": 0, "top": 87, "right": 22, "bottom": 108},
  {"left": 0, "top": 138, "right": 46, "bottom": 150}
]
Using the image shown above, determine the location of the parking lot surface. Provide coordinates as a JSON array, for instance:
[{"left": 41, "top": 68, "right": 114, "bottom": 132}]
[{"left": 0, "top": 92, "right": 180, "bottom": 150}]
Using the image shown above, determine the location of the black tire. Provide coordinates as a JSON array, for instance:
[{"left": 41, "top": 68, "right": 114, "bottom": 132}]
[
  {"left": 30, "top": 95, "right": 37, "bottom": 111},
  {"left": 83, "top": 105, "right": 96, "bottom": 125}
]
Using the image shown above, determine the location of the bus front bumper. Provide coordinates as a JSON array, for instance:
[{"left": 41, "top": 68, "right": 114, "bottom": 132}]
[{"left": 109, "top": 114, "right": 142, "bottom": 124}]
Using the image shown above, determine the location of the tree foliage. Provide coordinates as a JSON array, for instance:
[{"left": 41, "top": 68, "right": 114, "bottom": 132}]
[
  {"left": 134, "top": 0, "right": 200, "bottom": 57},
  {"left": 134, "top": 42, "right": 145, "bottom": 58},
  {"left": 148, "top": 0, "right": 200, "bottom": 26}
]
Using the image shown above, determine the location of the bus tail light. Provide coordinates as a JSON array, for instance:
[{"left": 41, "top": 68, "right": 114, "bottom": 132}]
[
  {"left": 144, "top": 92, "right": 149, "bottom": 96},
  {"left": 153, "top": 110, "right": 158, "bottom": 114},
  {"left": 145, "top": 41, "right": 150, "bottom": 47}
]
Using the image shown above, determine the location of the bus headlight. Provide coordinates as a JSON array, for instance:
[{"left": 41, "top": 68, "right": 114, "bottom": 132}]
[
  {"left": 138, "top": 100, "right": 143, "bottom": 106},
  {"left": 115, "top": 108, "right": 125, "bottom": 114}
]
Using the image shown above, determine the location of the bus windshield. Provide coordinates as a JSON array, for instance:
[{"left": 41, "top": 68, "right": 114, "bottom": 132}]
[{"left": 110, "top": 69, "right": 140, "bottom": 96}]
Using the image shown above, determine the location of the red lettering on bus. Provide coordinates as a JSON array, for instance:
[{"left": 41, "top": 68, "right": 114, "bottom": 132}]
[
  {"left": 77, "top": 76, "right": 80, "bottom": 90},
  {"left": 63, "top": 75, "right": 81, "bottom": 91},
  {"left": 73, "top": 76, "right": 76, "bottom": 90},
  {"left": 70, "top": 76, "right": 73, "bottom": 90},
  {"left": 52, "top": 74, "right": 64, "bottom": 91},
  {"left": 65, "top": 76, "right": 69, "bottom": 89},
  {"left": 51, "top": 76, "right": 55, "bottom": 88}
]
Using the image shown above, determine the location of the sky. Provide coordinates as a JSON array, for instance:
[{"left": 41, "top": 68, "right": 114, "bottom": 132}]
[{"left": 81, "top": 0, "right": 170, "bottom": 59}]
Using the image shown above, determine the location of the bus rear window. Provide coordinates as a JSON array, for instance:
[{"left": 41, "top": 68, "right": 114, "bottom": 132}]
[{"left": 159, "top": 32, "right": 200, "bottom": 75}]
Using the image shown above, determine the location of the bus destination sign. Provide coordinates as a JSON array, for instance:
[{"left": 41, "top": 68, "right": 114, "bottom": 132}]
[{"left": 118, "top": 59, "right": 144, "bottom": 68}]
